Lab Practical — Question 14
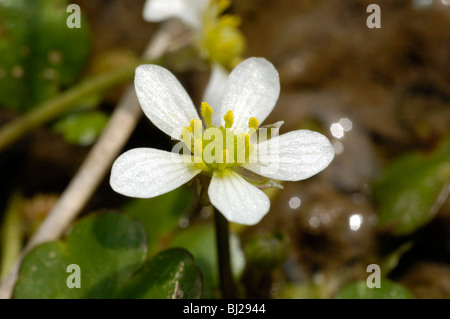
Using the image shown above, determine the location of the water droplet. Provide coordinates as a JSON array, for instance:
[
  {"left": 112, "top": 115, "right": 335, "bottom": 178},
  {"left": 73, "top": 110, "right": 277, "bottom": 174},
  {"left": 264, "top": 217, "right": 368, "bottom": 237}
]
[
  {"left": 200, "top": 206, "right": 212, "bottom": 219},
  {"left": 42, "top": 68, "right": 57, "bottom": 80},
  {"left": 289, "top": 57, "right": 305, "bottom": 74},
  {"left": 332, "top": 139, "right": 344, "bottom": 155},
  {"left": 48, "top": 50, "right": 63, "bottom": 65},
  {"left": 11, "top": 65, "right": 24, "bottom": 79},
  {"left": 288, "top": 196, "right": 301, "bottom": 209},
  {"left": 330, "top": 123, "right": 344, "bottom": 139},
  {"left": 178, "top": 217, "right": 189, "bottom": 228},
  {"left": 308, "top": 215, "right": 320, "bottom": 228},
  {"left": 349, "top": 214, "right": 363, "bottom": 231},
  {"left": 339, "top": 118, "right": 353, "bottom": 132}
]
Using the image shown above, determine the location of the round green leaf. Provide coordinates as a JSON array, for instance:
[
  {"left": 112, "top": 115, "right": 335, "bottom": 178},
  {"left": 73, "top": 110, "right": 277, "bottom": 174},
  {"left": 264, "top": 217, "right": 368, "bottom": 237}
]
[
  {"left": 373, "top": 136, "right": 450, "bottom": 235},
  {"left": 14, "top": 212, "right": 146, "bottom": 298},
  {"left": 13, "top": 212, "right": 203, "bottom": 299},
  {"left": 123, "top": 185, "right": 196, "bottom": 257},
  {"left": 116, "top": 248, "right": 203, "bottom": 299}
]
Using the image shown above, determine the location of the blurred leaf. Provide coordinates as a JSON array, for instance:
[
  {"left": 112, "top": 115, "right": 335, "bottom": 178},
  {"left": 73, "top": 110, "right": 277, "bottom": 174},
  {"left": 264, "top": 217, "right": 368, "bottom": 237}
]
[
  {"left": 0, "top": 0, "right": 90, "bottom": 111},
  {"left": 373, "top": 135, "right": 450, "bottom": 235},
  {"left": 14, "top": 212, "right": 146, "bottom": 298},
  {"left": 170, "top": 223, "right": 245, "bottom": 298},
  {"left": 275, "top": 283, "right": 320, "bottom": 299},
  {"left": 116, "top": 248, "right": 203, "bottom": 299},
  {"left": 53, "top": 110, "right": 108, "bottom": 146},
  {"left": 244, "top": 231, "right": 288, "bottom": 273},
  {"left": 13, "top": 212, "right": 203, "bottom": 299},
  {"left": 123, "top": 185, "right": 197, "bottom": 256},
  {"left": 335, "top": 280, "right": 413, "bottom": 299}
]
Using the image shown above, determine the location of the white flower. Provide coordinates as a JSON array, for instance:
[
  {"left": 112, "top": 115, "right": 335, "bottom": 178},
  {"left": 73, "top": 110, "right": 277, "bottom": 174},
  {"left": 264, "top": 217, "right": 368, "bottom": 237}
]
[
  {"left": 143, "top": 0, "right": 246, "bottom": 68},
  {"left": 110, "top": 57, "right": 335, "bottom": 225},
  {"left": 143, "top": 0, "right": 210, "bottom": 30}
]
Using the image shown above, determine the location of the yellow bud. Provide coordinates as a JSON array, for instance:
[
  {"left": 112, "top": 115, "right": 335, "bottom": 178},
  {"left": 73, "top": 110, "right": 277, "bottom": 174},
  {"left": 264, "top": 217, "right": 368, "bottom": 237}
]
[{"left": 204, "top": 17, "right": 246, "bottom": 69}]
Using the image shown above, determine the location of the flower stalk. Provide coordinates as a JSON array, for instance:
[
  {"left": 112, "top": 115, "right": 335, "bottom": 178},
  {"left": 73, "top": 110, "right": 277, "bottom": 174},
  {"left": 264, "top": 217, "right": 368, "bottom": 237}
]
[{"left": 214, "top": 207, "right": 237, "bottom": 299}]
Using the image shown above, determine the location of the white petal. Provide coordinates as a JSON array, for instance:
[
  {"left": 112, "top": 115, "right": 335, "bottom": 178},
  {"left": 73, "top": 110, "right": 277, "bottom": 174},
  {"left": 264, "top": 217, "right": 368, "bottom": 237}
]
[
  {"left": 201, "top": 63, "right": 229, "bottom": 126},
  {"left": 208, "top": 170, "right": 270, "bottom": 225},
  {"left": 143, "top": 0, "right": 209, "bottom": 29},
  {"left": 110, "top": 148, "right": 200, "bottom": 198},
  {"left": 220, "top": 57, "right": 280, "bottom": 133},
  {"left": 135, "top": 64, "right": 200, "bottom": 140},
  {"left": 243, "top": 130, "right": 335, "bottom": 181}
]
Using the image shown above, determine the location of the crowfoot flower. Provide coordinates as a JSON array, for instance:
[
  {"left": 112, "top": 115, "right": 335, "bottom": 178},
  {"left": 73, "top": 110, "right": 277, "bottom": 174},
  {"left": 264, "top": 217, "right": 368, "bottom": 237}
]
[
  {"left": 110, "top": 57, "right": 335, "bottom": 225},
  {"left": 143, "top": 0, "right": 245, "bottom": 68}
]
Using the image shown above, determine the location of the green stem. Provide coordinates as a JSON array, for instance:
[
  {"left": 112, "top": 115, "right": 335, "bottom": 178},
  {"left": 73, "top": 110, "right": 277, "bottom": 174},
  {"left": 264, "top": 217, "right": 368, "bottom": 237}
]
[
  {"left": 214, "top": 208, "right": 237, "bottom": 299},
  {"left": 0, "top": 192, "right": 24, "bottom": 280},
  {"left": 0, "top": 59, "right": 149, "bottom": 151}
]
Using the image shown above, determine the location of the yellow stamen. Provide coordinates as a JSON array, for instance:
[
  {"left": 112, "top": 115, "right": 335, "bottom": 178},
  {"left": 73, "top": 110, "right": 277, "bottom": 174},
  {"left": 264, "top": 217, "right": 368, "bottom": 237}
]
[
  {"left": 181, "top": 127, "right": 192, "bottom": 151},
  {"left": 224, "top": 110, "right": 234, "bottom": 129},
  {"left": 201, "top": 102, "right": 214, "bottom": 128},
  {"left": 180, "top": 107, "right": 259, "bottom": 172},
  {"left": 248, "top": 117, "right": 259, "bottom": 131}
]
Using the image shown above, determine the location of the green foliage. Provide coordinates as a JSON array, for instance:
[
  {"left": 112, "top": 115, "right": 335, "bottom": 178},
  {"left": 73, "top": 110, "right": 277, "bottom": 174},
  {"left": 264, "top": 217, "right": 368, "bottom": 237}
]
[
  {"left": 244, "top": 231, "right": 287, "bottom": 273},
  {"left": 0, "top": 0, "right": 90, "bottom": 111},
  {"left": 53, "top": 110, "right": 108, "bottom": 146},
  {"left": 118, "top": 248, "right": 203, "bottom": 299},
  {"left": 170, "top": 223, "right": 245, "bottom": 298},
  {"left": 373, "top": 135, "right": 450, "bottom": 235},
  {"left": 335, "top": 280, "right": 413, "bottom": 299},
  {"left": 123, "top": 185, "right": 197, "bottom": 256},
  {"left": 13, "top": 212, "right": 203, "bottom": 299}
]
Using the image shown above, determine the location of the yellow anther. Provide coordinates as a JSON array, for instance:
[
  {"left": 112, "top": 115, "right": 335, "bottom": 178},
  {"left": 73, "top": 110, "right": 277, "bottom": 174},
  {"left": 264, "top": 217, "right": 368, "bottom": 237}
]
[
  {"left": 189, "top": 119, "right": 202, "bottom": 136},
  {"left": 224, "top": 110, "right": 235, "bottom": 129},
  {"left": 248, "top": 117, "right": 259, "bottom": 131},
  {"left": 181, "top": 127, "right": 192, "bottom": 151},
  {"left": 201, "top": 102, "right": 214, "bottom": 128}
]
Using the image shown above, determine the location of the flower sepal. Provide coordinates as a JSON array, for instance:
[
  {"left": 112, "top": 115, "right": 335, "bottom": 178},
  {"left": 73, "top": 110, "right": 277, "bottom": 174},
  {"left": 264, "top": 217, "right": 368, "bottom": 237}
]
[{"left": 232, "top": 166, "right": 284, "bottom": 190}]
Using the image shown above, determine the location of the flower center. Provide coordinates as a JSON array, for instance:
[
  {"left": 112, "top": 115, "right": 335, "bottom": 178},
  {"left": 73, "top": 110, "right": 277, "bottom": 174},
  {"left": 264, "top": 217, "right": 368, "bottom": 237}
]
[{"left": 181, "top": 102, "right": 258, "bottom": 173}]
